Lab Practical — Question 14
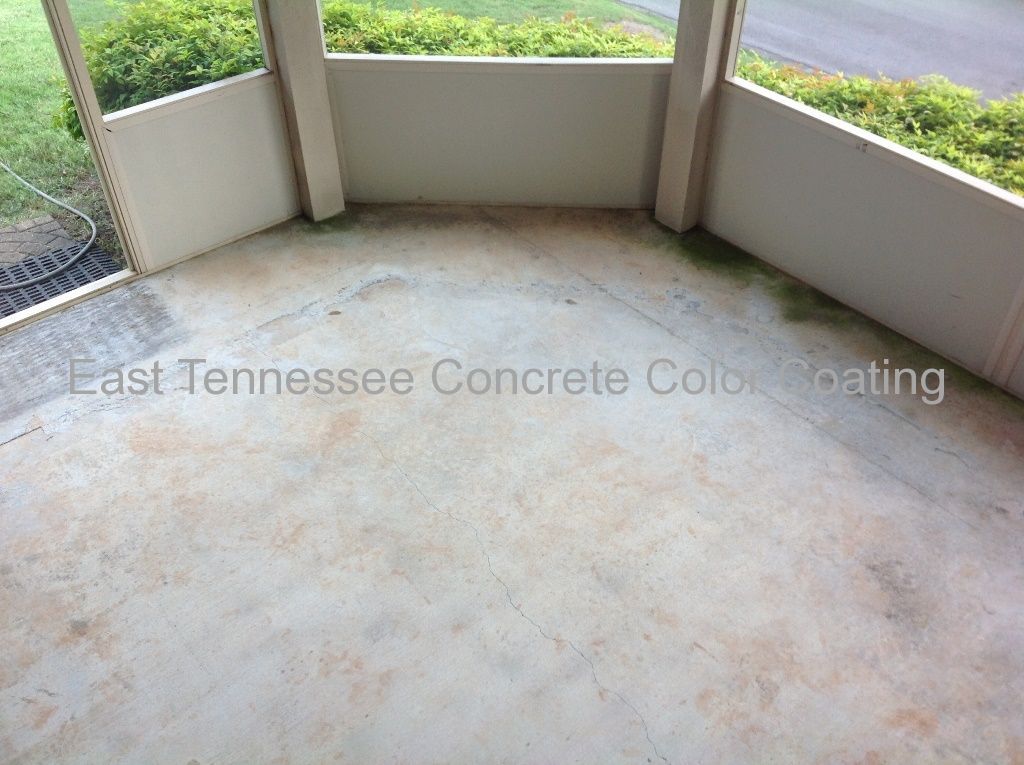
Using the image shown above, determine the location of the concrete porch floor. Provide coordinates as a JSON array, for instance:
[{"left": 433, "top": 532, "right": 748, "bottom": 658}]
[{"left": 2, "top": 205, "right": 1023, "bottom": 763}]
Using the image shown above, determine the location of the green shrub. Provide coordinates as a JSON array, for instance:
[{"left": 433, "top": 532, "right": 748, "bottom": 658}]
[
  {"left": 735, "top": 53, "right": 1024, "bottom": 197},
  {"left": 56, "top": 0, "right": 264, "bottom": 138},
  {"left": 57, "top": 0, "right": 671, "bottom": 135},
  {"left": 57, "top": 1, "right": 1023, "bottom": 198},
  {"left": 320, "top": 3, "right": 673, "bottom": 57}
]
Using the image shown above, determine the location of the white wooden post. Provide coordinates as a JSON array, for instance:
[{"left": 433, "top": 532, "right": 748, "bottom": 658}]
[
  {"left": 655, "top": 0, "right": 743, "bottom": 232},
  {"left": 264, "top": 0, "right": 346, "bottom": 221}
]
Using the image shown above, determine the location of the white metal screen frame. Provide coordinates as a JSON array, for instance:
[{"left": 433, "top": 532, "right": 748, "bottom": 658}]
[{"left": 40, "top": 0, "right": 284, "bottom": 272}]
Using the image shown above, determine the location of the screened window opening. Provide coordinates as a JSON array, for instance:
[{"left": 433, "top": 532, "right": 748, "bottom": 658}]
[
  {"left": 322, "top": 0, "right": 678, "bottom": 58},
  {"left": 66, "top": 0, "right": 267, "bottom": 117},
  {"left": 732, "top": 0, "right": 1024, "bottom": 198}
]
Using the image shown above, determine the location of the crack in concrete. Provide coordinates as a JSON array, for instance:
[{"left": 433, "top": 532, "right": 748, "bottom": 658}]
[
  {"left": 934, "top": 446, "right": 970, "bottom": 469},
  {"left": 0, "top": 426, "right": 41, "bottom": 449},
  {"left": 357, "top": 429, "right": 671, "bottom": 765}
]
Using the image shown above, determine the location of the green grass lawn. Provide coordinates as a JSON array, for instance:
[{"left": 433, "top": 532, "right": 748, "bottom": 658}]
[
  {"left": 0, "top": 0, "right": 124, "bottom": 253},
  {"left": 346, "top": 0, "right": 676, "bottom": 35}
]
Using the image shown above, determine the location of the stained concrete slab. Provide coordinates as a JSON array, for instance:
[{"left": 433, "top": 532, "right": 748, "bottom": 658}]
[{"left": 1, "top": 205, "right": 1023, "bottom": 763}]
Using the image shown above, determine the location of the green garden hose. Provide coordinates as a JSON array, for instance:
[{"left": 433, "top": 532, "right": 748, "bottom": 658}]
[{"left": 0, "top": 159, "right": 97, "bottom": 291}]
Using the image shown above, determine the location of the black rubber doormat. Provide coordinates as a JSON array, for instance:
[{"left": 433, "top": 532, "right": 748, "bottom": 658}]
[{"left": 0, "top": 244, "right": 122, "bottom": 319}]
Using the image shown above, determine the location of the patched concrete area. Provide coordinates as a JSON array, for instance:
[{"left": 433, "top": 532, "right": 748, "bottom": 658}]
[{"left": 2, "top": 206, "right": 1023, "bottom": 763}]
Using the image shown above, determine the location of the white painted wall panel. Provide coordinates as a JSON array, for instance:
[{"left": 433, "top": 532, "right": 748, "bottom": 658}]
[
  {"left": 107, "top": 75, "right": 300, "bottom": 271},
  {"left": 704, "top": 84, "right": 1024, "bottom": 375},
  {"left": 326, "top": 59, "right": 670, "bottom": 207}
]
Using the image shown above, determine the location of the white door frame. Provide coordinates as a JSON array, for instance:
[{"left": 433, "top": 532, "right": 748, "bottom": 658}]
[{"left": 40, "top": 0, "right": 146, "bottom": 273}]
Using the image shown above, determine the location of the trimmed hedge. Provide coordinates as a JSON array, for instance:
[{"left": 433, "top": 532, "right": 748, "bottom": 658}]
[
  {"left": 736, "top": 54, "right": 1024, "bottom": 196},
  {"left": 320, "top": 2, "right": 673, "bottom": 57},
  {"left": 57, "top": 0, "right": 671, "bottom": 135},
  {"left": 56, "top": 0, "right": 264, "bottom": 137},
  {"left": 59, "top": 0, "right": 1023, "bottom": 197}
]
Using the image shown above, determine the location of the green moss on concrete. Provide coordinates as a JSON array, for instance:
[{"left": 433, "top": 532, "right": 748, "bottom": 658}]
[
  {"left": 305, "top": 208, "right": 364, "bottom": 233},
  {"left": 765, "top": 281, "right": 853, "bottom": 325},
  {"left": 660, "top": 224, "right": 1016, "bottom": 403},
  {"left": 670, "top": 228, "right": 776, "bottom": 285},
  {"left": 865, "top": 321, "right": 1011, "bottom": 398}
]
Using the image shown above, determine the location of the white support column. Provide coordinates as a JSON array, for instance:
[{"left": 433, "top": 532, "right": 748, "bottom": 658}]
[
  {"left": 655, "top": 0, "right": 742, "bottom": 233},
  {"left": 264, "top": 0, "right": 346, "bottom": 221}
]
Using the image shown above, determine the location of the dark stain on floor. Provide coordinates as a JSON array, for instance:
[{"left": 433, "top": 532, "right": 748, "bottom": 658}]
[{"left": 0, "top": 283, "right": 183, "bottom": 424}]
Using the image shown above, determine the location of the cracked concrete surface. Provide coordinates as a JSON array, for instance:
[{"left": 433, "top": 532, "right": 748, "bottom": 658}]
[
  {"left": 365, "top": 430, "right": 669, "bottom": 763},
  {"left": 2, "top": 205, "right": 1023, "bottom": 763}
]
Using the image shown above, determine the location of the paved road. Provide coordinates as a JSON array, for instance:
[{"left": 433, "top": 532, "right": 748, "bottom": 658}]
[{"left": 621, "top": 0, "right": 1024, "bottom": 99}]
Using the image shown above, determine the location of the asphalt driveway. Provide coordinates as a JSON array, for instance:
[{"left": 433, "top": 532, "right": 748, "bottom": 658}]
[{"left": 620, "top": 0, "right": 1024, "bottom": 98}]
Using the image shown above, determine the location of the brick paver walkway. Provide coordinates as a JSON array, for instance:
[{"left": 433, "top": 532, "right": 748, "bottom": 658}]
[{"left": 0, "top": 215, "right": 78, "bottom": 265}]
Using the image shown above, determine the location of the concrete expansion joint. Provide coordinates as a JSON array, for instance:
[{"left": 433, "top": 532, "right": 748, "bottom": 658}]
[
  {"left": 356, "top": 428, "right": 671, "bottom": 765},
  {"left": 494, "top": 217, "right": 982, "bottom": 535}
]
